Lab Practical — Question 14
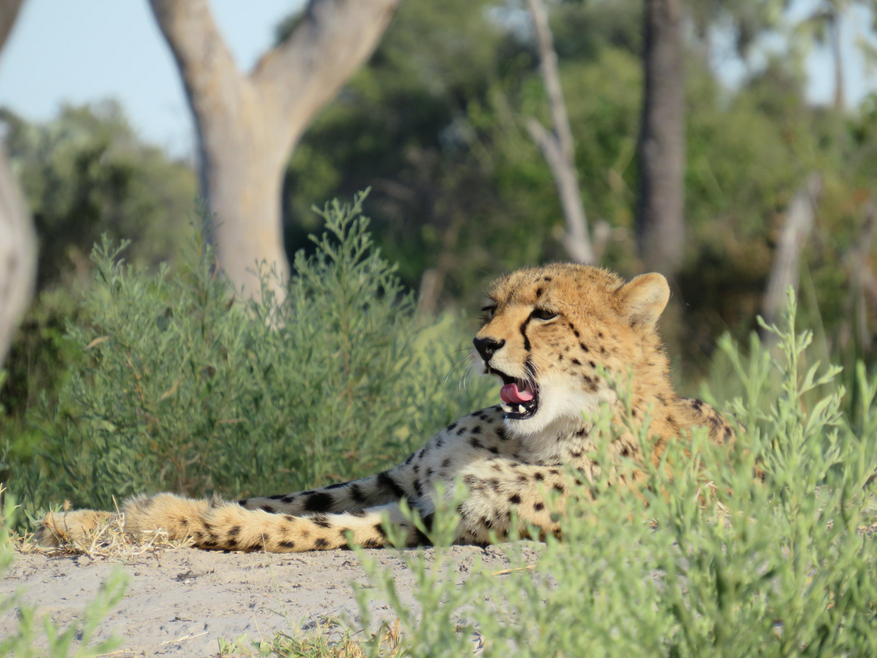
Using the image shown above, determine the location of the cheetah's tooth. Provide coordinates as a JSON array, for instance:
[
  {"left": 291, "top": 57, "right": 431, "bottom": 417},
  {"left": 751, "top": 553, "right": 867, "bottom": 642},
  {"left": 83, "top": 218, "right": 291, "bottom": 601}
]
[
  {"left": 501, "top": 404, "right": 513, "bottom": 413},
  {"left": 518, "top": 405, "right": 526, "bottom": 414}
]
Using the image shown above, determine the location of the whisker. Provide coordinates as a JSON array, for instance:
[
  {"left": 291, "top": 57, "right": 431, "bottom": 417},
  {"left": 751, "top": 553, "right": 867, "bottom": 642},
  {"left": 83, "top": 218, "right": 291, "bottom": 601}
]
[
  {"left": 525, "top": 359, "right": 543, "bottom": 384},
  {"left": 459, "top": 367, "right": 472, "bottom": 391},
  {"left": 443, "top": 352, "right": 473, "bottom": 385}
]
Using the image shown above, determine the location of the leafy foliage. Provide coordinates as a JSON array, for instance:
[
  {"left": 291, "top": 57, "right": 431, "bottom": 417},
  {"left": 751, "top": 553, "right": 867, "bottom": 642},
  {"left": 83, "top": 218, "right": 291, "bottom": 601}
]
[
  {"left": 6, "top": 196, "right": 491, "bottom": 520},
  {"left": 281, "top": 0, "right": 877, "bottom": 372},
  {"left": 0, "top": 101, "right": 198, "bottom": 463},
  {"left": 0, "top": 101, "right": 196, "bottom": 290}
]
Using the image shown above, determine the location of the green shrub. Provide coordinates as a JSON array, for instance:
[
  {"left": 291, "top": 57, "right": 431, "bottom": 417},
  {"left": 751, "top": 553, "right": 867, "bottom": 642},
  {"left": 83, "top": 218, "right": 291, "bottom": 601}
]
[
  {"left": 355, "top": 291, "right": 877, "bottom": 657},
  {"left": 8, "top": 193, "right": 491, "bottom": 519},
  {"left": 0, "top": 287, "right": 87, "bottom": 466}
]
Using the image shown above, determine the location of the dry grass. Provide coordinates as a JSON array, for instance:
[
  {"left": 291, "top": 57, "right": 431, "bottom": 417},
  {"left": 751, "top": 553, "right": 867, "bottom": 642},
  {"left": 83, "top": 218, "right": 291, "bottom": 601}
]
[
  {"left": 13, "top": 500, "right": 192, "bottom": 561},
  {"left": 219, "top": 618, "right": 405, "bottom": 658}
]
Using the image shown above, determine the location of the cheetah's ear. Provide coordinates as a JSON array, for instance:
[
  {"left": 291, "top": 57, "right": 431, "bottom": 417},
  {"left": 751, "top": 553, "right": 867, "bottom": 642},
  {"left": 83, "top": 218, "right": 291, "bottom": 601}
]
[{"left": 618, "top": 273, "right": 670, "bottom": 328}]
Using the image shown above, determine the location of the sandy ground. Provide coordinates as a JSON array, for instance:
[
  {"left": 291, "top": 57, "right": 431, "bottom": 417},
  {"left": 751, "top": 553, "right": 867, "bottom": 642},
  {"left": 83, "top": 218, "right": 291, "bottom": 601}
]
[{"left": 1, "top": 544, "right": 535, "bottom": 657}]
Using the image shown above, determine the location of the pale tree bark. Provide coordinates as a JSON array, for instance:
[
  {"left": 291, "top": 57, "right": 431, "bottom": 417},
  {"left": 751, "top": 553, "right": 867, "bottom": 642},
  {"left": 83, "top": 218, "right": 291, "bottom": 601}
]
[
  {"left": 830, "top": 10, "right": 845, "bottom": 111},
  {"left": 148, "top": 0, "right": 399, "bottom": 298},
  {"left": 761, "top": 174, "right": 821, "bottom": 332},
  {"left": 637, "top": 0, "right": 685, "bottom": 276},
  {"left": 525, "top": 0, "right": 607, "bottom": 264},
  {"left": 0, "top": 0, "right": 37, "bottom": 368},
  {"left": 416, "top": 214, "right": 464, "bottom": 317},
  {"left": 839, "top": 205, "right": 875, "bottom": 351}
]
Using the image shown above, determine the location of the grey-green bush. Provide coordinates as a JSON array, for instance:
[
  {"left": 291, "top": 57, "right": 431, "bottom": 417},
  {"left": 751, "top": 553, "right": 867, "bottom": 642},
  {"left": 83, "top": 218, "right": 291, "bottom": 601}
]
[{"left": 10, "top": 193, "right": 492, "bottom": 520}]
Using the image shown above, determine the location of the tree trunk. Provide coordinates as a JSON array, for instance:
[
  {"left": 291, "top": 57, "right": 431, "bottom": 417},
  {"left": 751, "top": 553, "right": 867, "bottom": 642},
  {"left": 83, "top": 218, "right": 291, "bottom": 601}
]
[
  {"left": 761, "top": 174, "right": 821, "bottom": 334},
  {"left": 200, "top": 105, "right": 290, "bottom": 297},
  {"left": 830, "top": 12, "right": 844, "bottom": 111},
  {"left": 0, "top": 0, "right": 36, "bottom": 368},
  {"left": 149, "top": 0, "right": 399, "bottom": 298},
  {"left": 839, "top": 206, "right": 876, "bottom": 354},
  {"left": 416, "top": 214, "right": 464, "bottom": 317},
  {"left": 636, "top": 0, "right": 685, "bottom": 276},
  {"left": 525, "top": 0, "right": 595, "bottom": 264}
]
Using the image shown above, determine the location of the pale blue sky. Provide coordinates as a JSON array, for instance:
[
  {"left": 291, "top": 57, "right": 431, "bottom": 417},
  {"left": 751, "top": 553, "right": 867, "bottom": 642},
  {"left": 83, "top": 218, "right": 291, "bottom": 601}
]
[
  {"left": 0, "top": 0, "right": 874, "bottom": 161},
  {"left": 0, "top": 0, "right": 301, "bottom": 158}
]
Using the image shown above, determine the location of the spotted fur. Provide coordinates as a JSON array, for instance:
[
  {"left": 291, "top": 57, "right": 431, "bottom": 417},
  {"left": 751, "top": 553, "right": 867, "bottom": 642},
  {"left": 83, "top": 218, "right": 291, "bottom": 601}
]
[{"left": 36, "top": 264, "right": 734, "bottom": 552}]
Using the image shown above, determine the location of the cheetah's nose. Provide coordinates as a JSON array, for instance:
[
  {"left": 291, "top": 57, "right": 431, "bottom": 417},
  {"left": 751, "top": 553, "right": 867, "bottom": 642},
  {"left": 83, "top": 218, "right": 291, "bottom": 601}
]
[{"left": 473, "top": 337, "right": 505, "bottom": 362}]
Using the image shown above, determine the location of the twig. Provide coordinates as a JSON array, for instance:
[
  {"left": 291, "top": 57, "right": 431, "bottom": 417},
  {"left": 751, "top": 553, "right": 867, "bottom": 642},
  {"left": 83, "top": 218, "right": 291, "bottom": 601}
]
[
  {"left": 762, "top": 174, "right": 821, "bottom": 338},
  {"left": 525, "top": 0, "right": 596, "bottom": 264},
  {"left": 491, "top": 564, "right": 536, "bottom": 576}
]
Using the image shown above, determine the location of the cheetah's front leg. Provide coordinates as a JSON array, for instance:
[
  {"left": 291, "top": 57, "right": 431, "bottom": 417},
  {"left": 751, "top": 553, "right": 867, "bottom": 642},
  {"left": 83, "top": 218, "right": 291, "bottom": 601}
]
[
  {"left": 145, "top": 459, "right": 579, "bottom": 550},
  {"left": 449, "top": 460, "right": 578, "bottom": 545},
  {"left": 236, "top": 469, "right": 410, "bottom": 517}
]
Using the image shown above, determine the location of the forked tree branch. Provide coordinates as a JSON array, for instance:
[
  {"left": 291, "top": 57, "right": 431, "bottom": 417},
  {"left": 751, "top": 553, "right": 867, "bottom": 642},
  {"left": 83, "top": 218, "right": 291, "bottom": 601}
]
[
  {"left": 148, "top": 0, "right": 244, "bottom": 131},
  {"left": 150, "top": 0, "right": 399, "bottom": 147},
  {"left": 147, "top": 0, "right": 399, "bottom": 296},
  {"left": 252, "top": 0, "right": 398, "bottom": 140},
  {"left": 525, "top": 0, "right": 596, "bottom": 264}
]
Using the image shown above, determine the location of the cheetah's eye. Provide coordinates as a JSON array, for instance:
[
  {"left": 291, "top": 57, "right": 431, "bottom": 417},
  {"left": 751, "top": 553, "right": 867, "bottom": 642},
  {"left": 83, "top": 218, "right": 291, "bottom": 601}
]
[
  {"left": 531, "top": 308, "right": 558, "bottom": 321},
  {"left": 481, "top": 305, "right": 497, "bottom": 323}
]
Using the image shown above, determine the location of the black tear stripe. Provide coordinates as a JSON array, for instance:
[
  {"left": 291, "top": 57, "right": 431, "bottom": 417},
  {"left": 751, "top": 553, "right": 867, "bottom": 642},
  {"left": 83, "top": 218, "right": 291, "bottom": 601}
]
[
  {"left": 377, "top": 471, "right": 406, "bottom": 499},
  {"left": 520, "top": 315, "right": 533, "bottom": 352}
]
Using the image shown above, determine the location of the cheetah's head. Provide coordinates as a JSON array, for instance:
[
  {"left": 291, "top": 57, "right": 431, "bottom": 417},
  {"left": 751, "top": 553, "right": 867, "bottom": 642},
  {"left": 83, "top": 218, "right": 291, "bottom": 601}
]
[{"left": 473, "top": 264, "right": 670, "bottom": 436}]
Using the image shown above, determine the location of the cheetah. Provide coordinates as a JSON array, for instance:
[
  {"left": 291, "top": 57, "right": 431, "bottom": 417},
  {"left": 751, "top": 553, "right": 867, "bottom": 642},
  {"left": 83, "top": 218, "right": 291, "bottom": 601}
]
[{"left": 36, "top": 264, "right": 734, "bottom": 552}]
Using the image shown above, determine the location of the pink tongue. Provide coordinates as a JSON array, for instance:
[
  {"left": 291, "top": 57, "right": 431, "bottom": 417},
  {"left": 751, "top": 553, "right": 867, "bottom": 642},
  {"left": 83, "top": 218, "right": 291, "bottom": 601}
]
[{"left": 500, "top": 382, "right": 534, "bottom": 404}]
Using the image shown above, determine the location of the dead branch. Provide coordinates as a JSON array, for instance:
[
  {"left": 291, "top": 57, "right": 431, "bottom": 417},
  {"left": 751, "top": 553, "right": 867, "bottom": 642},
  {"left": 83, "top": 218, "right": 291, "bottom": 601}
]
[
  {"left": 761, "top": 173, "right": 821, "bottom": 332},
  {"left": 525, "top": 0, "right": 595, "bottom": 264}
]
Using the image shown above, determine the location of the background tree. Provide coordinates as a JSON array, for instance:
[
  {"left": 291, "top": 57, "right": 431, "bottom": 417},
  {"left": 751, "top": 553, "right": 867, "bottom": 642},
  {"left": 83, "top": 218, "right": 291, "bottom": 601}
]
[
  {"left": 0, "top": 102, "right": 196, "bottom": 291},
  {"left": 148, "top": 0, "right": 399, "bottom": 297},
  {"left": 798, "top": 0, "right": 852, "bottom": 110},
  {"left": 0, "top": 103, "right": 198, "bottom": 454},
  {"left": 0, "top": 0, "right": 35, "bottom": 368},
  {"left": 636, "top": 0, "right": 685, "bottom": 277},
  {"left": 525, "top": 0, "right": 600, "bottom": 265}
]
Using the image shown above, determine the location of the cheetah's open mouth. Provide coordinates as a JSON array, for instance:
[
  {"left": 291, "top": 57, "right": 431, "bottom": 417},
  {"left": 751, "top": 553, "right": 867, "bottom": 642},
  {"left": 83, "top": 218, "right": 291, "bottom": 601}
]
[{"left": 491, "top": 369, "right": 540, "bottom": 420}]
